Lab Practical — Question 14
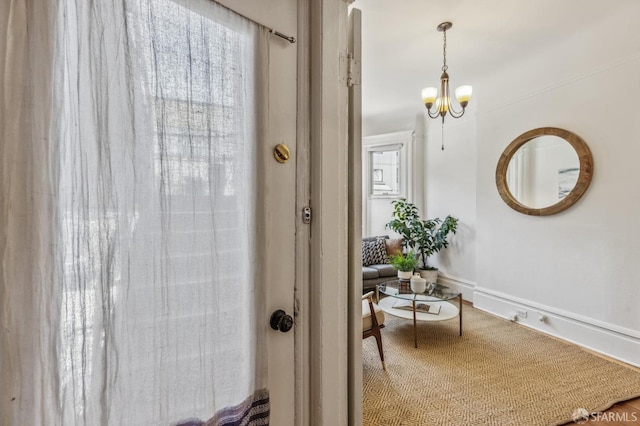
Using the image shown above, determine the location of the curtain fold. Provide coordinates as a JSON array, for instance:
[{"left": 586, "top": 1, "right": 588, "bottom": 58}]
[{"left": 1, "top": 1, "right": 270, "bottom": 424}]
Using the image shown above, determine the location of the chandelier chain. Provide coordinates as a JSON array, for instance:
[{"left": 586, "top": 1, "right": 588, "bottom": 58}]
[{"left": 442, "top": 28, "right": 448, "bottom": 72}]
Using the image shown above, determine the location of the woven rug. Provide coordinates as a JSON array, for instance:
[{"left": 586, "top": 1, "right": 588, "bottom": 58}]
[{"left": 363, "top": 305, "right": 640, "bottom": 426}]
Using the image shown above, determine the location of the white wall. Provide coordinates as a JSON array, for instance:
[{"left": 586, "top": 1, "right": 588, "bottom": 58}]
[
  {"left": 423, "top": 115, "right": 477, "bottom": 284},
  {"left": 472, "top": 6, "right": 640, "bottom": 365}
]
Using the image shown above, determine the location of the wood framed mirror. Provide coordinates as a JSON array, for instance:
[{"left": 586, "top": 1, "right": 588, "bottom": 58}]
[{"left": 495, "top": 127, "right": 593, "bottom": 216}]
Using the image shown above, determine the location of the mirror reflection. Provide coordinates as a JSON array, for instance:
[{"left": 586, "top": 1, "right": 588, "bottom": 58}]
[
  {"left": 496, "top": 127, "right": 593, "bottom": 216},
  {"left": 506, "top": 136, "right": 580, "bottom": 209}
]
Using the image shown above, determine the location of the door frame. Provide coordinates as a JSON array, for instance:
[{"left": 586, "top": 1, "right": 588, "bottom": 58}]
[
  {"left": 347, "top": 8, "right": 363, "bottom": 426},
  {"left": 305, "top": 0, "right": 354, "bottom": 425}
]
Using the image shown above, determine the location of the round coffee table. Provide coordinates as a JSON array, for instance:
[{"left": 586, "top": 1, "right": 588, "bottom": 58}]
[{"left": 376, "top": 279, "right": 462, "bottom": 348}]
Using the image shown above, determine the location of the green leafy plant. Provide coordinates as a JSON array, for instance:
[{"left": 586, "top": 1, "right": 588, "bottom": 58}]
[
  {"left": 389, "top": 250, "right": 418, "bottom": 272},
  {"left": 386, "top": 198, "right": 458, "bottom": 270}
]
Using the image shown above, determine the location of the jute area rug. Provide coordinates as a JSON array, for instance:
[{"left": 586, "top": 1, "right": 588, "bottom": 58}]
[{"left": 363, "top": 305, "right": 640, "bottom": 426}]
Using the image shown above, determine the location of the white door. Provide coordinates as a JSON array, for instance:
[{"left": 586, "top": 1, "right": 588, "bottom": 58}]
[
  {"left": 262, "top": 12, "right": 298, "bottom": 426},
  {"left": 347, "top": 7, "right": 364, "bottom": 426},
  {"left": 0, "top": 0, "right": 300, "bottom": 424},
  {"left": 215, "top": 1, "right": 299, "bottom": 424}
]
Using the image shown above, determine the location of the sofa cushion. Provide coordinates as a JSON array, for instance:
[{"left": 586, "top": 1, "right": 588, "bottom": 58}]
[
  {"left": 362, "top": 266, "right": 380, "bottom": 280},
  {"left": 385, "top": 238, "right": 403, "bottom": 258},
  {"left": 370, "top": 264, "right": 396, "bottom": 278},
  {"left": 362, "top": 239, "right": 387, "bottom": 266}
]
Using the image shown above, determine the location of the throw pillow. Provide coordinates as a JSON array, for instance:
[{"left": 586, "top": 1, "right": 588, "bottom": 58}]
[
  {"left": 362, "top": 239, "right": 388, "bottom": 266},
  {"left": 385, "top": 238, "right": 403, "bottom": 260}
]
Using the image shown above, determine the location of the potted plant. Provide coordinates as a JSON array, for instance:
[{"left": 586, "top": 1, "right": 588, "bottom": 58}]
[
  {"left": 386, "top": 198, "right": 458, "bottom": 282},
  {"left": 389, "top": 250, "right": 418, "bottom": 280}
]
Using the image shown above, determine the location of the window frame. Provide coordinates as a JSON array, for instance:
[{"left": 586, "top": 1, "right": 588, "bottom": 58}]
[{"left": 365, "top": 142, "right": 406, "bottom": 199}]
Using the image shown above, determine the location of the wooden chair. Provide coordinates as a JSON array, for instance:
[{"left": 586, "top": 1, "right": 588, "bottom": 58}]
[{"left": 362, "top": 291, "right": 386, "bottom": 370}]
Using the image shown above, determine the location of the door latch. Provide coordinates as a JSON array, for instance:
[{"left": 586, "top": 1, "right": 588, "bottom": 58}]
[{"left": 302, "top": 206, "right": 312, "bottom": 224}]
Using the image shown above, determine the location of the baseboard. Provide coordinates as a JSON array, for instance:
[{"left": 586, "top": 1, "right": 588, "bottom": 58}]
[
  {"left": 432, "top": 276, "right": 640, "bottom": 368},
  {"left": 473, "top": 287, "right": 640, "bottom": 368},
  {"left": 437, "top": 273, "right": 476, "bottom": 303}
]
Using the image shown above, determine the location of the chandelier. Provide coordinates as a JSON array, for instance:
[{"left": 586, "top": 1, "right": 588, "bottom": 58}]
[{"left": 421, "top": 22, "right": 472, "bottom": 150}]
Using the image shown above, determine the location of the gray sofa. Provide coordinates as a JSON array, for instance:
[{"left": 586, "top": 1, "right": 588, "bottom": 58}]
[{"left": 362, "top": 236, "right": 402, "bottom": 292}]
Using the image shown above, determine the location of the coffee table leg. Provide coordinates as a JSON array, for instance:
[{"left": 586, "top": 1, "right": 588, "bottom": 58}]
[
  {"left": 412, "top": 300, "right": 418, "bottom": 348},
  {"left": 458, "top": 294, "right": 463, "bottom": 336}
]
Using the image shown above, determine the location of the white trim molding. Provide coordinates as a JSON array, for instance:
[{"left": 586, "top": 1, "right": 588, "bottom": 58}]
[
  {"left": 473, "top": 286, "right": 640, "bottom": 368},
  {"left": 437, "top": 273, "right": 476, "bottom": 303}
]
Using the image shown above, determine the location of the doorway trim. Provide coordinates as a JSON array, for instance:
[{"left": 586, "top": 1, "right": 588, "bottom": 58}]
[{"left": 306, "top": 0, "right": 352, "bottom": 425}]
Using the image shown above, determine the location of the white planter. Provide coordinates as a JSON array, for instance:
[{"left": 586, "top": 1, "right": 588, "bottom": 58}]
[
  {"left": 419, "top": 269, "right": 438, "bottom": 284},
  {"left": 397, "top": 270, "right": 413, "bottom": 280},
  {"left": 410, "top": 275, "right": 427, "bottom": 293}
]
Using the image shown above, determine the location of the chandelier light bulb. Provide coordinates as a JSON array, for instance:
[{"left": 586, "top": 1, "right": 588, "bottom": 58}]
[
  {"left": 454, "top": 85, "right": 472, "bottom": 106},
  {"left": 421, "top": 87, "right": 438, "bottom": 107}
]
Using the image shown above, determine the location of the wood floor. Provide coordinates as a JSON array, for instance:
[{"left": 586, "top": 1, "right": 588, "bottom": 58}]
[{"left": 585, "top": 397, "right": 640, "bottom": 425}]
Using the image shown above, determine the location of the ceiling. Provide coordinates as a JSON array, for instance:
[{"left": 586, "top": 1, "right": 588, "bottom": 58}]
[{"left": 351, "top": 0, "right": 635, "bottom": 135}]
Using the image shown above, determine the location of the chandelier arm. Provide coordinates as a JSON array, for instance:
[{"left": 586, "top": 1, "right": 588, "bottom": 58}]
[
  {"left": 426, "top": 107, "right": 442, "bottom": 119},
  {"left": 447, "top": 102, "right": 465, "bottom": 118},
  {"left": 447, "top": 107, "right": 465, "bottom": 119}
]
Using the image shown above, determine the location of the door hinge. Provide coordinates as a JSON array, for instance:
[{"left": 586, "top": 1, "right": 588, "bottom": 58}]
[
  {"left": 302, "top": 206, "right": 312, "bottom": 224},
  {"left": 347, "top": 52, "right": 361, "bottom": 87}
]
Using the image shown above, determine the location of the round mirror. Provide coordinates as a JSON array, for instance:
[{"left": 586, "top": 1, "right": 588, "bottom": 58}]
[{"left": 496, "top": 127, "right": 593, "bottom": 216}]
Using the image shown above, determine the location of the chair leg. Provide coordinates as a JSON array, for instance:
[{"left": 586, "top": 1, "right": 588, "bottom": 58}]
[
  {"left": 372, "top": 329, "right": 386, "bottom": 370},
  {"left": 363, "top": 294, "right": 386, "bottom": 370}
]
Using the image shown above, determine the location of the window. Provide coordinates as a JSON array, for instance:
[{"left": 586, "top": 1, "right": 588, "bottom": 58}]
[{"left": 369, "top": 145, "right": 402, "bottom": 196}]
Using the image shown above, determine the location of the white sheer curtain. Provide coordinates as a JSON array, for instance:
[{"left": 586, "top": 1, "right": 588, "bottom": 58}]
[{"left": 1, "top": 1, "right": 269, "bottom": 424}]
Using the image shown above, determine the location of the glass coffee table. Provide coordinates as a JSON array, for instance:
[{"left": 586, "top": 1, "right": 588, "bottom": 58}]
[{"left": 377, "top": 279, "right": 462, "bottom": 348}]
